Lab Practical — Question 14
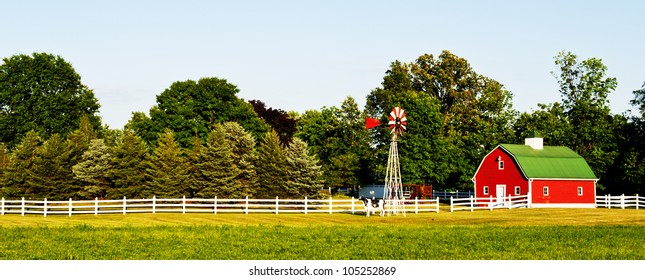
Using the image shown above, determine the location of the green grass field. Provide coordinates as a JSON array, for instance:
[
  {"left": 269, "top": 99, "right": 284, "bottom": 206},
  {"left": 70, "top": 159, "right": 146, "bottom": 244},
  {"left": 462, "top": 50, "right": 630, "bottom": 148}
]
[{"left": 1, "top": 208, "right": 644, "bottom": 260}]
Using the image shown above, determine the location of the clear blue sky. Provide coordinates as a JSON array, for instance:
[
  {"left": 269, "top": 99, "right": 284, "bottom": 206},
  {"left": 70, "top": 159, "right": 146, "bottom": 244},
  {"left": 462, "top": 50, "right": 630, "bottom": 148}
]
[{"left": 2, "top": 0, "right": 644, "bottom": 128}]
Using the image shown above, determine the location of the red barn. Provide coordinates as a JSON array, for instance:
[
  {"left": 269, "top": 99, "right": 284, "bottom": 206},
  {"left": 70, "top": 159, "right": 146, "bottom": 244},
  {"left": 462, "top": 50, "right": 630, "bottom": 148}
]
[{"left": 472, "top": 134, "right": 598, "bottom": 208}]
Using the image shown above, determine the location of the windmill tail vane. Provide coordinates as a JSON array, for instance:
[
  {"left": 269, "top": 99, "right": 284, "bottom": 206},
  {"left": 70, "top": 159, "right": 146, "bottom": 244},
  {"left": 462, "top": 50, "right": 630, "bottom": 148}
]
[{"left": 365, "top": 116, "right": 380, "bottom": 130}]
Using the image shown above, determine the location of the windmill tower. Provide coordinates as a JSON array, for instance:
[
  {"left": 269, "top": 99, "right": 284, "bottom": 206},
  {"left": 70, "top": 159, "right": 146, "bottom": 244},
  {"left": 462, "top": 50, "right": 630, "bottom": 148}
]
[{"left": 384, "top": 107, "right": 407, "bottom": 216}]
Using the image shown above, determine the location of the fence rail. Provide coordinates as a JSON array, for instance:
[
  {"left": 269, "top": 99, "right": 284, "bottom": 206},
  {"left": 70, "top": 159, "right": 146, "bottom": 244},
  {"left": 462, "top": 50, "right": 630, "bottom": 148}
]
[
  {"left": 450, "top": 195, "right": 529, "bottom": 212},
  {"left": 596, "top": 194, "right": 643, "bottom": 209},
  {"left": 0, "top": 196, "right": 440, "bottom": 216}
]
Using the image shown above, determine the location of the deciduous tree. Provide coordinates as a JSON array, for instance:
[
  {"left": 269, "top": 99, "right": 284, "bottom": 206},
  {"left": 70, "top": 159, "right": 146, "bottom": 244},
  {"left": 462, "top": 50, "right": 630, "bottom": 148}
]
[
  {"left": 129, "top": 77, "right": 268, "bottom": 147},
  {"left": 0, "top": 53, "right": 102, "bottom": 148},
  {"left": 365, "top": 51, "right": 516, "bottom": 190}
]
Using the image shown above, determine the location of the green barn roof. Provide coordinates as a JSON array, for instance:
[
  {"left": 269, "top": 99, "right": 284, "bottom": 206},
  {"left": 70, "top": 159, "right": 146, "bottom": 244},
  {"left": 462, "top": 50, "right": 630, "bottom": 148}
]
[{"left": 499, "top": 144, "right": 597, "bottom": 180}]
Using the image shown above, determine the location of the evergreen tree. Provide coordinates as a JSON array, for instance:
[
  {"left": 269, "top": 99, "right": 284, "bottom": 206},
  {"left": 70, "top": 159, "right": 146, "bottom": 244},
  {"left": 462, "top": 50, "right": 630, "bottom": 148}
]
[
  {"left": 63, "top": 115, "right": 97, "bottom": 197},
  {"left": 193, "top": 124, "right": 241, "bottom": 198},
  {"left": 255, "top": 130, "right": 289, "bottom": 198},
  {"left": 27, "top": 134, "right": 71, "bottom": 199},
  {"left": 72, "top": 139, "right": 113, "bottom": 199},
  {"left": 285, "top": 138, "right": 323, "bottom": 198},
  {"left": 222, "top": 122, "right": 257, "bottom": 198},
  {"left": 1, "top": 130, "right": 41, "bottom": 198},
  {"left": 185, "top": 136, "right": 204, "bottom": 197},
  {"left": 0, "top": 143, "right": 9, "bottom": 194},
  {"left": 111, "top": 130, "right": 150, "bottom": 198},
  {"left": 145, "top": 129, "right": 190, "bottom": 198}
]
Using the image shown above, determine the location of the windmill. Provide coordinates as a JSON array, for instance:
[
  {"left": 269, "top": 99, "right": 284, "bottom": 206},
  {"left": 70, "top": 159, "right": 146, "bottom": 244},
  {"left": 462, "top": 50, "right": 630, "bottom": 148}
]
[{"left": 366, "top": 107, "right": 407, "bottom": 216}]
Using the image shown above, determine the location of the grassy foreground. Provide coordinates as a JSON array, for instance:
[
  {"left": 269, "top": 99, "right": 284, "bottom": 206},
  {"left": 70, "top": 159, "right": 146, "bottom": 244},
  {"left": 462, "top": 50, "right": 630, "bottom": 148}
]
[{"left": 1, "top": 208, "right": 644, "bottom": 260}]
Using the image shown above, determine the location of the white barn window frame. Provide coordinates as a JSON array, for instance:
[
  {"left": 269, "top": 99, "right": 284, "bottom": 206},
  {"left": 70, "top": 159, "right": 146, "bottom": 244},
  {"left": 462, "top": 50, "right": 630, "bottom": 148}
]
[
  {"left": 514, "top": 186, "right": 520, "bottom": 195},
  {"left": 543, "top": 186, "right": 549, "bottom": 196},
  {"left": 577, "top": 186, "right": 583, "bottom": 196},
  {"left": 484, "top": 186, "right": 489, "bottom": 195}
]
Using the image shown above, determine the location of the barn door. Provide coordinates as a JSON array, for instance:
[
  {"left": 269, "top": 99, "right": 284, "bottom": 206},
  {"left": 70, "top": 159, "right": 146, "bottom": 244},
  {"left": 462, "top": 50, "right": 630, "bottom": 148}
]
[{"left": 496, "top": 185, "right": 506, "bottom": 204}]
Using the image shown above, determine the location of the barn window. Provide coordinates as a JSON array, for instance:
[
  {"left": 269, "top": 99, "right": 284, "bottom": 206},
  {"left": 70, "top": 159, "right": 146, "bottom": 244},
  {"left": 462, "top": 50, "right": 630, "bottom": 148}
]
[
  {"left": 543, "top": 186, "right": 549, "bottom": 196},
  {"left": 514, "top": 186, "right": 520, "bottom": 195},
  {"left": 484, "top": 186, "right": 489, "bottom": 195},
  {"left": 498, "top": 160, "right": 504, "bottom": 170},
  {"left": 577, "top": 187, "right": 583, "bottom": 196}
]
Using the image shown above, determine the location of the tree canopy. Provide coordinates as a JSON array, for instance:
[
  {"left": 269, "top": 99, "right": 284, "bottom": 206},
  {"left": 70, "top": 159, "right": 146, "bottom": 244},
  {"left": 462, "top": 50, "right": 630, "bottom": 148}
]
[
  {"left": 127, "top": 77, "right": 269, "bottom": 148},
  {"left": 0, "top": 53, "right": 102, "bottom": 148},
  {"left": 365, "top": 50, "right": 516, "bottom": 190}
]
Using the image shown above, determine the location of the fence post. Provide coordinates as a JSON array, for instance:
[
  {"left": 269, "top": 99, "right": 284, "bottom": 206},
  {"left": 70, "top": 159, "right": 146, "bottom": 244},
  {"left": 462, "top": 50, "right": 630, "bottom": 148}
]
[
  {"left": 450, "top": 196, "right": 453, "bottom": 213},
  {"left": 95, "top": 197, "right": 98, "bottom": 215},
  {"left": 123, "top": 196, "right": 126, "bottom": 215},
  {"left": 415, "top": 196, "right": 418, "bottom": 214},
  {"left": 44, "top": 198, "right": 47, "bottom": 217},
  {"left": 456, "top": 190, "right": 459, "bottom": 199},
  {"left": 607, "top": 194, "right": 610, "bottom": 209},
  {"left": 470, "top": 195, "right": 474, "bottom": 212},
  {"left": 245, "top": 196, "right": 249, "bottom": 215},
  {"left": 152, "top": 196, "right": 156, "bottom": 214},
  {"left": 351, "top": 197, "right": 355, "bottom": 215},
  {"left": 621, "top": 194, "right": 625, "bottom": 209},
  {"left": 436, "top": 197, "right": 440, "bottom": 213},
  {"left": 69, "top": 198, "right": 73, "bottom": 217},
  {"left": 489, "top": 195, "right": 493, "bottom": 211},
  {"left": 508, "top": 196, "right": 512, "bottom": 210},
  {"left": 1, "top": 197, "right": 4, "bottom": 215},
  {"left": 21, "top": 197, "right": 25, "bottom": 216},
  {"left": 304, "top": 197, "right": 308, "bottom": 215},
  {"left": 182, "top": 195, "right": 186, "bottom": 214},
  {"left": 275, "top": 196, "right": 279, "bottom": 214},
  {"left": 214, "top": 196, "right": 217, "bottom": 215},
  {"left": 637, "top": 194, "right": 640, "bottom": 210},
  {"left": 329, "top": 195, "right": 332, "bottom": 214}
]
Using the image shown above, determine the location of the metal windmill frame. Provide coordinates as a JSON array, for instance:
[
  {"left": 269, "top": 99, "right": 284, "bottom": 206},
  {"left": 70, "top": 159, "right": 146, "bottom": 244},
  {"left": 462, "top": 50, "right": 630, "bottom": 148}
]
[{"left": 383, "top": 107, "right": 407, "bottom": 216}]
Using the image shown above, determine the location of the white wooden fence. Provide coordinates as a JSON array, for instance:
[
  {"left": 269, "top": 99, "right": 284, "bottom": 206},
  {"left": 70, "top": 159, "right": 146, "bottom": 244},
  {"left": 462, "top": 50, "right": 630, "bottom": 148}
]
[
  {"left": 0, "top": 196, "right": 440, "bottom": 216},
  {"left": 596, "top": 194, "right": 643, "bottom": 209},
  {"left": 450, "top": 195, "right": 530, "bottom": 212}
]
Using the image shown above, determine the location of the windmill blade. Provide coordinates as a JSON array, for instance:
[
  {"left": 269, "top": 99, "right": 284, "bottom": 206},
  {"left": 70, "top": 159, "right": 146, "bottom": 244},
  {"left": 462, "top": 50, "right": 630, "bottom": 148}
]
[{"left": 390, "top": 110, "right": 397, "bottom": 120}]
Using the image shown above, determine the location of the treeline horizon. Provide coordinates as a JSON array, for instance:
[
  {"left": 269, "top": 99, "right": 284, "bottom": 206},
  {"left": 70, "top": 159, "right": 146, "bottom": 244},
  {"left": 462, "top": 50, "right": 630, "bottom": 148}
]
[{"left": 1, "top": 51, "right": 644, "bottom": 198}]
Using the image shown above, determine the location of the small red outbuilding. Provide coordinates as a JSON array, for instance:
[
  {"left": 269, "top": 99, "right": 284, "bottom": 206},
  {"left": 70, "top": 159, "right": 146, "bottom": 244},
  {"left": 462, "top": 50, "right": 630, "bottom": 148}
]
[{"left": 472, "top": 134, "right": 598, "bottom": 208}]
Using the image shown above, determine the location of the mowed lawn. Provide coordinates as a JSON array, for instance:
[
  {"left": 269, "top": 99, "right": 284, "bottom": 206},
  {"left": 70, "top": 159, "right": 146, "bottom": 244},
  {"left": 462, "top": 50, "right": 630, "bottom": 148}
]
[{"left": 1, "top": 208, "right": 644, "bottom": 260}]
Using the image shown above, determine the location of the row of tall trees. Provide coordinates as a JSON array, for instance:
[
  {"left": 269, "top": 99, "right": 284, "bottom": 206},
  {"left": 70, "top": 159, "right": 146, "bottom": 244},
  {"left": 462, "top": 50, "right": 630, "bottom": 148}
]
[{"left": 1, "top": 120, "right": 322, "bottom": 199}]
